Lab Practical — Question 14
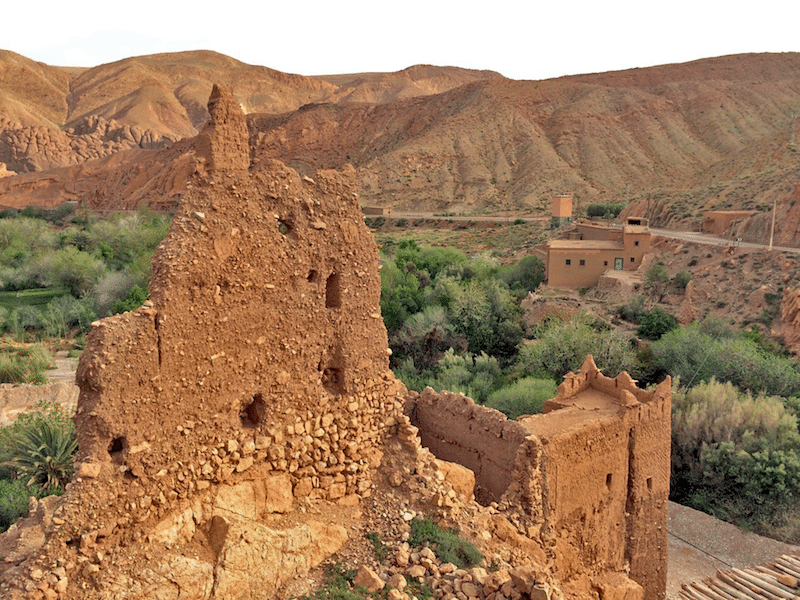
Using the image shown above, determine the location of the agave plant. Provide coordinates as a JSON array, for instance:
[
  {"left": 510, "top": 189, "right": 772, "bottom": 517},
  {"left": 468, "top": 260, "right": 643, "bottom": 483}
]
[{"left": 3, "top": 416, "right": 77, "bottom": 492}]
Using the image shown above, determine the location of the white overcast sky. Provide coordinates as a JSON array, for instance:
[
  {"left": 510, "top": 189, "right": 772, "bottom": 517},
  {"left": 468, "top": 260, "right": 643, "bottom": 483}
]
[{"left": 4, "top": 0, "right": 799, "bottom": 81}]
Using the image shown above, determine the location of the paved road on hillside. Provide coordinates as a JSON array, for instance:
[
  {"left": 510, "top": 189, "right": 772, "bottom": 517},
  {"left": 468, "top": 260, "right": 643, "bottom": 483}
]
[
  {"left": 384, "top": 213, "right": 800, "bottom": 253},
  {"left": 650, "top": 228, "right": 800, "bottom": 253}
]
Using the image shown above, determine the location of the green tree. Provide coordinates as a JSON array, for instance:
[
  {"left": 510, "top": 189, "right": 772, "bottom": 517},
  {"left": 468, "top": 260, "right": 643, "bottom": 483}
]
[
  {"left": 40, "top": 246, "right": 105, "bottom": 297},
  {"left": 500, "top": 256, "right": 545, "bottom": 298},
  {"left": 637, "top": 308, "right": 678, "bottom": 340},
  {"left": 516, "top": 315, "right": 640, "bottom": 381},
  {"left": 112, "top": 285, "right": 148, "bottom": 315}
]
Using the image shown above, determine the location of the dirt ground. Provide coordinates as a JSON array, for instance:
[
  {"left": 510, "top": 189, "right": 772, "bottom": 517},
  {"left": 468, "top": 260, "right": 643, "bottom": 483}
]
[{"left": 666, "top": 501, "right": 800, "bottom": 598}]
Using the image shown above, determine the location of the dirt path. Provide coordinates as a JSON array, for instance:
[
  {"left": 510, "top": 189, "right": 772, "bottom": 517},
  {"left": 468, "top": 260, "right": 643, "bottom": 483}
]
[
  {"left": 666, "top": 501, "right": 800, "bottom": 598},
  {"left": 47, "top": 352, "right": 78, "bottom": 384}
]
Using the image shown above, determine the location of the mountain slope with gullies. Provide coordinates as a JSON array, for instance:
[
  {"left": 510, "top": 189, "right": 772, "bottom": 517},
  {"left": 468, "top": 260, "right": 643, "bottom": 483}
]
[
  {"left": 1, "top": 50, "right": 800, "bottom": 244},
  {"left": 0, "top": 50, "right": 500, "bottom": 174}
]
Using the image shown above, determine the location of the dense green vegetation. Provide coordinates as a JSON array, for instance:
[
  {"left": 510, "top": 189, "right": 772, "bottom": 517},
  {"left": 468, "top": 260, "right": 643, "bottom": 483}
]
[
  {"left": 0, "top": 203, "right": 170, "bottom": 354},
  {"left": 381, "top": 240, "right": 549, "bottom": 406},
  {"left": 586, "top": 203, "right": 625, "bottom": 219},
  {"left": 671, "top": 379, "right": 800, "bottom": 540}
]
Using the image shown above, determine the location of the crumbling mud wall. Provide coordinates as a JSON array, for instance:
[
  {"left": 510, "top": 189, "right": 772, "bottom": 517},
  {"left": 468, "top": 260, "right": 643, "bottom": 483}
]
[
  {"left": 0, "top": 84, "right": 407, "bottom": 600},
  {"left": 405, "top": 389, "right": 532, "bottom": 505},
  {"left": 409, "top": 356, "right": 671, "bottom": 600}
]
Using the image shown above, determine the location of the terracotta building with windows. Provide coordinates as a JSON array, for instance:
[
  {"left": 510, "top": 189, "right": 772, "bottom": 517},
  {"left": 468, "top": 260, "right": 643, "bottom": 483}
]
[{"left": 544, "top": 217, "right": 651, "bottom": 288}]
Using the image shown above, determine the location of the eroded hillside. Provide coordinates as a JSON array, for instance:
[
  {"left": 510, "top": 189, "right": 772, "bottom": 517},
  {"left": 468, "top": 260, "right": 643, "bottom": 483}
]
[{"left": 1, "top": 51, "right": 800, "bottom": 245}]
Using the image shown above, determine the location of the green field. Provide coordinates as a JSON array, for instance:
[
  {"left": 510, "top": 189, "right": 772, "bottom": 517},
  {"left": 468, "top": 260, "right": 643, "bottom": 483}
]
[{"left": 0, "top": 288, "right": 70, "bottom": 311}]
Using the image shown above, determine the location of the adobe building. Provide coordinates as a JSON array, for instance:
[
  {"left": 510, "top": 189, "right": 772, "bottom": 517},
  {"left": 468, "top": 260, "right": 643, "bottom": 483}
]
[
  {"left": 701, "top": 210, "right": 756, "bottom": 235},
  {"left": 408, "top": 355, "right": 672, "bottom": 600},
  {"left": 551, "top": 194, "right": 573, "bottom": 228},
  {"left": 545, "top": 217, "right": 651, "bottom": 288}
]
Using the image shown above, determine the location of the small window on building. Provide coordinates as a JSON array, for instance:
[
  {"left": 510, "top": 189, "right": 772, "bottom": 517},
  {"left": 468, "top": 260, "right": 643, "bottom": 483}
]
[
  {"left": 604, "top": 260, "right": 608, "bottom": 267},
  {"left": 579, "top": 259, "right": 586, "bottom": 266},
  {"left": 565, "top": 259, "right": 571, "bottom": 266},
  {"left": 630, "top": 257, "right": 635, "bottom": 263},
  {"left": 634, "top": 240, "right": 640, "bottom": 246}
]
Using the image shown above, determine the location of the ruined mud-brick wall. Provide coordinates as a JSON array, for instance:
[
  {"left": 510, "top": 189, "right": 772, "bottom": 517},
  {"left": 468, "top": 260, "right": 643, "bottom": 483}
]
[
  {"left": 75, "top": 81, "right": 399, "bottom": 509},
  {"left": 0, "top": 84, "right": 407, "bottom": 600},
  {"left": 521, "top": 357, "right": 672, "bottom": 600},
  {"left": 407, "top": 356, "right": 671, "bottom": 600},
  {"left": 405, "top": 389, "right": 534, "bottom": 506}
]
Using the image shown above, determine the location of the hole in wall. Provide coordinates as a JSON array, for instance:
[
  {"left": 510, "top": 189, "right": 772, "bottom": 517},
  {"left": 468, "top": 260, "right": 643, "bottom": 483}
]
[
  {"left": 321, "top": 367, "right": 342, "bottom": 394},
  {"left": 241, "top": 393, "right": 267, "bottom": 428},
  {"left": 108, "top": 436, "right": 128, "bottom": 465},
  {"left": 325, "top": 272, "right": 342, "bottom": 308},
  {"left": 606, "top": 473, "right": 613, "bottom": 488},
  {"left": 307, "top": 270, "right": 319, "bottom": 283},
  {"left": 277, "top": 218, "right": 294, "bottom": 236},
  {"left": 108, "top": 437, "right": 126, "bottom": 455},
  {"left": 646, "top": 477, "right": 653, "bottom": 491}
]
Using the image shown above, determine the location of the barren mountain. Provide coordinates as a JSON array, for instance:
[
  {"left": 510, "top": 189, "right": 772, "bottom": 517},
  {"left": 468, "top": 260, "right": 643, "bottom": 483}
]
[
  {"left": 0, "top": 50, "right": 499, "bottom": 173},
  {"left": 1, "top": 50, "right": 799, "bottom": 244}
]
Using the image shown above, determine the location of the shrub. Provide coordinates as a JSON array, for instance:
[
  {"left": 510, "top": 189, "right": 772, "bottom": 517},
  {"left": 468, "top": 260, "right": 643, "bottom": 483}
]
[
  {"left": 637, "top": 308, "right": 678, "bottom": 340},
  {"left": 0, "top": 477, "right": 45, "bottom": 531},
  {"left": 617, "top": 295, "right": 646, "bottom": 323},
  {"left": 112, "top": 284, "right": 148, "bottom": 315},
  {"left": 644, "top": 264, "right": 670, "bottom": 302},
  {"left": 673, "top": 270, "right": 693, "bottom": 290},
  {"left": 516, "top": 315, "right": 640, "bottom": 381},
  {"left": 485, "top": 377, "right": 557, "bottom": 419},
  {"left": 0, "top": 401, "right": 76, "bottom": 491},
  {"left": 671, "top": 379, "right": 800, "bottom": 540},
  {"left": 500, "top": 256, "right": 545, "bottom": 298},
  {"left": 0, "top": 343, "right": 54, "bottom": 384},
  {"left": 648, "top": 324, "right": 800, "bottom": 396},
  {"left": 410, "top": 517, "right": 483, "bottom": 569}
]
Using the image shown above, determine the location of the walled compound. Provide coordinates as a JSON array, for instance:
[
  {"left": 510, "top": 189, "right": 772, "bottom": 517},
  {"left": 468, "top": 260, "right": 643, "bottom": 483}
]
[{"left": 0, "top": 85, "right": 671, "bottom": 600}]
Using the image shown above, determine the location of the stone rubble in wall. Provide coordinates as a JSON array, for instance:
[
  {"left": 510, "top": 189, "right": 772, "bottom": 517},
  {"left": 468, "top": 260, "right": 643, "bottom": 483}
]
[{"left": 352, "top": 538, "right": 557, "bottom": 600}]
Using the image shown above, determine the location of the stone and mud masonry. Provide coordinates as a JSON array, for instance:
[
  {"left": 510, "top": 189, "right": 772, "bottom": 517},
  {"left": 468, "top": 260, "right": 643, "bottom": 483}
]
[{"left": 0, "top": 85, "right": 672, "bottom": 600}]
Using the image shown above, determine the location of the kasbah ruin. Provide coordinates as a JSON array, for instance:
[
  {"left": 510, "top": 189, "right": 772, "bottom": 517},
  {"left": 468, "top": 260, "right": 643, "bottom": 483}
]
[{"left": 0, "top": 85, "right": 672, "bottom": 600}]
